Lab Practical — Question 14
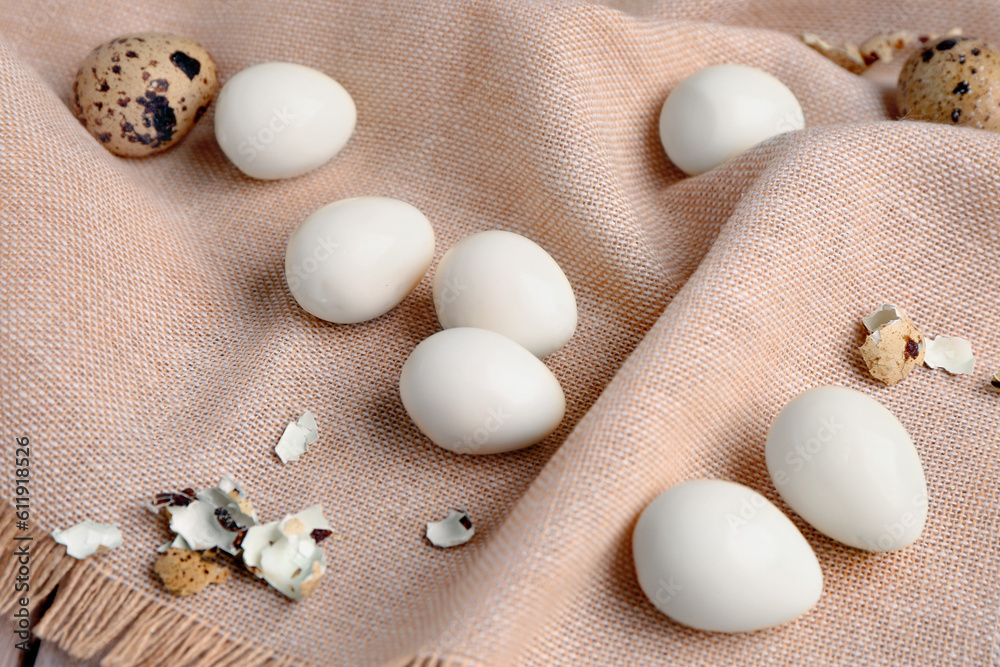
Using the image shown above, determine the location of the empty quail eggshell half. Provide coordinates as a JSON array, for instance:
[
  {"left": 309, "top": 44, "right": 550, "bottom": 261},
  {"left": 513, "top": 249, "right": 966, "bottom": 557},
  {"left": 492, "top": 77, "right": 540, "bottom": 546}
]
[
  {"left": 72, "top": 33, "right": 218, "bottom": 156},
  {"left": 897, "top": 36, "right": 1000, "bottom": 131}
]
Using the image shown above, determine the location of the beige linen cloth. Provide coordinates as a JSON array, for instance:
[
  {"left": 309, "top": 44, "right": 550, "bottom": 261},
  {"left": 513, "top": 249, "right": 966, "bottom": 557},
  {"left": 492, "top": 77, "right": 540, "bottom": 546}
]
[{"left": 2, "top": 0, "right": 999, "bottom": 665}]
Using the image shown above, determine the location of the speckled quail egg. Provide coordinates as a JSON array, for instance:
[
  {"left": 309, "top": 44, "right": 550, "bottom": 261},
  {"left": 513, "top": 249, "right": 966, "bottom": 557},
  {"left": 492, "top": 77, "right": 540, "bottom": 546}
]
[
  {"left": 897, "top": 36, "right": 1000, "bottom": 131},
  {"left": 72, "top": 33, "right": 218, "bottom": 156}
]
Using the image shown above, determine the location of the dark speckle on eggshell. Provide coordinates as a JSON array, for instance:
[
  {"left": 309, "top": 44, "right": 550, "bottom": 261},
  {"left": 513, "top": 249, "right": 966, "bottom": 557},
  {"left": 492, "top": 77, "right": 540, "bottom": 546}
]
[
  {"left": 937, "top": 39, "right": 958, "bottom": 51},
  {"left": 953, "top": 81, "right": 970, "bottom": 95},
  {"left": 169, "top": 51, "right": 201, "bottom": 80}
]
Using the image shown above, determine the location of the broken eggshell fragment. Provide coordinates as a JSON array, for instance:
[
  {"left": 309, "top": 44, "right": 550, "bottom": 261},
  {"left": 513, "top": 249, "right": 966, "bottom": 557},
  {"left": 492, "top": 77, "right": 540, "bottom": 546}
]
[
  {"left": 859, "top": 304, "right": 925, "bottom": 385},
  {"left": 275, "top": 410, "right": 319, "bottom": 463},
  {"left": 426, "top": 509, "right": 475, "bottom": 548},
  {"left": 164, "top": 475, "right": 258, "bottom": 555},
  {"left": 924, "top": 335, "right": 976, "bottom": 374},
  {"left": 241, "top": 504, "right": 331, "bottom": 600},
  {"left": 153, "top": 548, "right": 229, "bottom": 596},
  {"left": 52, "top": 521, "right": 123, "bottom": 559}
]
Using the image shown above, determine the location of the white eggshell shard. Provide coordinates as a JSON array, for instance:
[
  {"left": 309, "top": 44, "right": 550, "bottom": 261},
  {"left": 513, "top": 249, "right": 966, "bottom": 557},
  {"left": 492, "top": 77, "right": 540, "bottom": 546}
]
[
  {"left": 399, "top": 327, "right": 566, "bottom": 454},
  {"left": 924, "top": 335, "right": 976, "bottom": 374},
  {"left": 433, "top": 230, "right": 577, "bottom": 358},
  {"left": 241, "top": 505, "right": 331, "bottom": 600},
  {"left": 52, "top": 521, "right": 123, "bottom": 560},
  {"left": 166, "top": 476, "right": 259, "bottom": 555},
  {"left": 632, "top": 480, "right": 822, "bottom": 633},
  {"left": 426, "top": 509, "right": 475, "bottom": 548},
  {"left": 863, "top": 303, "right": 906, "bottom": 332},
  {"left": 275, "top": 410, "right": 319, "bottom": 463},
  {"left": 659, "top": 64, "right": 804, "bottom": 176},
  {"left": 242, "top": 504, "right": 330, "bottom": 570},
  {"left": 766, "top": 386, "right": 928, "bottom": 552},
  {"left": 214, "top": 61, "right": 356, "bottom": 180},
  {"left": 286, "top": 197, "right": 435, "bottom": 324}
]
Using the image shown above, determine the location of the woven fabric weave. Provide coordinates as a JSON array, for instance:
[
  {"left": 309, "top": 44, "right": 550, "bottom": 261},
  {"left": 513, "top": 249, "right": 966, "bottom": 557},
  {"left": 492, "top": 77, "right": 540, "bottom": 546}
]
[{"left": 1, "top": 1, "right": 998, "bottom": 665}]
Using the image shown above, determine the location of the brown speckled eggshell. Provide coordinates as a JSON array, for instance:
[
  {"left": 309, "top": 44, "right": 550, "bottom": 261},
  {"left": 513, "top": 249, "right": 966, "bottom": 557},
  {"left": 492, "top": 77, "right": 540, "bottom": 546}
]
[
  {"left": 72, "top": 33, "right": 218, "bottom": 157},
  {"left": 897, "top": 36, "right": 1000, "bottom": 132}
]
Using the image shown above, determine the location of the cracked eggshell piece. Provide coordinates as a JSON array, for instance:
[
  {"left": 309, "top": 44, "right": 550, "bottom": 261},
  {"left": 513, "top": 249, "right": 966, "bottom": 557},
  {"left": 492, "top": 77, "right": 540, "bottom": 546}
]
[
  {"left": 400, "top": 327, "right": 566, "bottom": 455},
  {"left": 285, "top": 197, "right": 435, "bottom": 324},
  {"left": 167, "top": 500, "right": 244, "bottom": 554},
  {"left": 52, "top": 521, "right": 123, "bottom": 559},
  {"left": 214, "top": 62, "right": 356, "bottom": 180},
  {"left": 243, "top": 508, "right": 330, "bottom": 600},
  {"left": 156, "top": 534, "right": 192, "bottom": 553},
  {"left": 168, "top": 476, "right": 259, "bottom": 557},
  {"left": 859, "top": 304, "right": 925, "bottom": 385},
  {"left": 153, "top": 548, "right": 229, "bottom": 596},
  {"left": 991, "top": 371, "right": 1000, "bottom": 389},
  {"left": 426, "top": 509, "right": 475, "bottom": 548},
  {"left": 206, "top": 475, "right": 259, "bottom": 525},
  {"left": 801, "top": 33, "right": 867, "bottom": 74},
  {"left": 924, "top": 336, "right": 976, "bottom": 374},
  {"left": 256, "top": 531, "right": 327, "bottom": 600},
  {"left": 275, "top": 411, "right": 319, "bottom": 463},
  {"left": 863, "top": 303, "right": 907, "bottom": 333},
  {"left": 432, "top": 230, "right": 577, "bottom": 358},
  {"left": 659, "top": 64, "right": 804, "bottom": 176},
  {"left": 242, "top": 504, "right": 330, "bottom": 571}
]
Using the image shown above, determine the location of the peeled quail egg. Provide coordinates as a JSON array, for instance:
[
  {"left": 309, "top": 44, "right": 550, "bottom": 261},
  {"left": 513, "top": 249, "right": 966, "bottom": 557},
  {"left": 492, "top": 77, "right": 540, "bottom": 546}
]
[
  {"left": 433, "top": 231, "right": 577, "bottom": 358},
  {"left": 766, "top": 386, "right": 928, "bottom": 552},
  {"left": 633, "top": 479, "right": 823, "bottom": 633},
  {"left": 215, "top": 62, "right": 356, "bottom": 179},
  {"left": 399, "top": 328, "right": 565, "bottom": 454},
  {"left": 659, "top": 64, "right": 804, "bottom": 176},
  {"left": 285, "top": 197, "right": 435, "bottom": 324}
]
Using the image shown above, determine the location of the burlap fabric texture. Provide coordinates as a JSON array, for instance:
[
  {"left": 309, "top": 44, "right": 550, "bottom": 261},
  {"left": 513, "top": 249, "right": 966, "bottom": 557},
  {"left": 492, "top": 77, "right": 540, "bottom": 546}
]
[{"left": 1, "top": 0, "right": 999, "bottom": 665}]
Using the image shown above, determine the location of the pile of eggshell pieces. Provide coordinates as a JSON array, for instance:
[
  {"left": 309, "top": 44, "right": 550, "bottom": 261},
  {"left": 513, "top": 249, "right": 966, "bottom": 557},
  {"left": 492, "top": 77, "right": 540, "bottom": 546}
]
[{"left": 151, "top": 476, "right": 333, "bottom": 600}]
